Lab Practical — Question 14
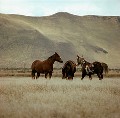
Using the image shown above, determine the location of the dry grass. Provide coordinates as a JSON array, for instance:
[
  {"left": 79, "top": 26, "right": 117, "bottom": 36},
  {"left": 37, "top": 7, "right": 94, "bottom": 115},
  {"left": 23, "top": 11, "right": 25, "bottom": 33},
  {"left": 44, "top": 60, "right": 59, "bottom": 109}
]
[{"left": 0, "top": 77, "right": 120, "bottom": 118}]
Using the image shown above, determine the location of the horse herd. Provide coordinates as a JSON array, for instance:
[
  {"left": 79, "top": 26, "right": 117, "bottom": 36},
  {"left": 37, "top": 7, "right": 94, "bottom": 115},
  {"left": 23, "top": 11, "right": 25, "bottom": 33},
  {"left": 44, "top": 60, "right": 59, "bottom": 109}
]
[{"left": 31, "top": 52, "right": 108, "bottom": 80}]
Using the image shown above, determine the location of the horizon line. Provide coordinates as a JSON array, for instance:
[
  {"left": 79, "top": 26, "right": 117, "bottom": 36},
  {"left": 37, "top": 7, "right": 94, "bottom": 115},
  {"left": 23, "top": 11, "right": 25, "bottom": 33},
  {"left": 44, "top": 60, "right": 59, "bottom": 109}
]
[{"left": 0, "top": 12, "right": 120, "bottom": 17}]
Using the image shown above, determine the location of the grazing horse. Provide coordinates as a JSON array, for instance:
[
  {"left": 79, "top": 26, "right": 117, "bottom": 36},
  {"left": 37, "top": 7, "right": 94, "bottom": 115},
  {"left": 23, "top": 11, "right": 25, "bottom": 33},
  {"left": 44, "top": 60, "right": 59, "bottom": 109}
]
[
  {"left": 62, "top": 60, "right": 76, "bottom": 80},
  {"left": 101, "top": 62, "right": 108, "bottom": 75},
  {"left": 77, "top": 55, "right": 103, "bottom": 80},
  {"left": 31, "top": 52, "right": 63, "bottom": 79}
]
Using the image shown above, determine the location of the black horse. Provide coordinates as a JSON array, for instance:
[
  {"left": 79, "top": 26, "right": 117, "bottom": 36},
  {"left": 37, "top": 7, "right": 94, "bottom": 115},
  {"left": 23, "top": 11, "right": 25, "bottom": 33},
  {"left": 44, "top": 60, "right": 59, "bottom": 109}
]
[
  {"left": 62, "top": 60, "right": 76, "bottom": 80},
  {"left": 77, "top": 55, "right": 103, "bottom": 80}
]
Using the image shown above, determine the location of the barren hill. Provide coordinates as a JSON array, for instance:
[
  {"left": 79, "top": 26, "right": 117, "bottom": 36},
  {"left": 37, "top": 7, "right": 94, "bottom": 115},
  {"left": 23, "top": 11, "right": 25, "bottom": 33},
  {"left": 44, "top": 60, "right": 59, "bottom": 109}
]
[{"left": 0, "top": 12, "right": 120, "bottom": 68}]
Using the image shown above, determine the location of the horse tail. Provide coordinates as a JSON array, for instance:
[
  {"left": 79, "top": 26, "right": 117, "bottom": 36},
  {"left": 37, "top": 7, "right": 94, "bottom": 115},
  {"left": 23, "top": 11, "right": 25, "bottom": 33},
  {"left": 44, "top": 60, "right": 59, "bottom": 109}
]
[
  {"left": 31, "top": 60, "right": 39, "bottom": 79},
  {"left": 104, "top": 65, "right": 108, "bottom": 74},
  {"left": 31, "top": 70, "right": 35, "bottom": 79},
  {"left": 101, "top": 63, "right": 108, "bottom": 74}
]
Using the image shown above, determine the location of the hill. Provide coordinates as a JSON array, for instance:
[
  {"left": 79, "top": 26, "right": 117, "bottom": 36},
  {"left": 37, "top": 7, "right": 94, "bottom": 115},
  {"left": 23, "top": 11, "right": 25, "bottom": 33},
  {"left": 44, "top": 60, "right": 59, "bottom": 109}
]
[{"left": 0, "top": 12, "right": 120, "bottom": 68}]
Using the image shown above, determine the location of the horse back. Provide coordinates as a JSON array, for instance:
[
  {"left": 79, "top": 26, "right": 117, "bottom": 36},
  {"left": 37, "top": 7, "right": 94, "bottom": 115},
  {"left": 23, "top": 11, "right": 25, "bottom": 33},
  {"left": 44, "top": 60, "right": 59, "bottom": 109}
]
[
  {"left": 93, "top": 61, "right": 103, "bottom": 73},
  {"left": 31, "top": 60, "right": 40, "bottom": 69},
  {"left": 63, "top": 60, "right": 76, "bottom": 73},
  {"left": 31, "top": 60, "right": 43, "bottom": 71}
]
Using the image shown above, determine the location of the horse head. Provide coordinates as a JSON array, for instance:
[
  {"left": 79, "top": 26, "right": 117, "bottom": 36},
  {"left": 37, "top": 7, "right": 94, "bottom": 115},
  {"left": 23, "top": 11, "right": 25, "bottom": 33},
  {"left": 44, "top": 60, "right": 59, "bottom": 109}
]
[
  {"left": 77, "top": 55, "right": 85, "bottom": 66},
  {"left": 54, "top": 52, "right": 63, "bottom": 63}
]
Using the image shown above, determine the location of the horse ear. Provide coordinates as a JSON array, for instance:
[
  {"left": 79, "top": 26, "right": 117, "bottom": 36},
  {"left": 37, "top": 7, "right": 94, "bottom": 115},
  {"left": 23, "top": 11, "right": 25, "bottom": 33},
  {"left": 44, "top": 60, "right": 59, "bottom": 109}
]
[
  {"left": 55, "top": 52, "right": 58, "bottom": 55},
  {"left": 77, "top": 55, "right": 79, "bottom": 58}
]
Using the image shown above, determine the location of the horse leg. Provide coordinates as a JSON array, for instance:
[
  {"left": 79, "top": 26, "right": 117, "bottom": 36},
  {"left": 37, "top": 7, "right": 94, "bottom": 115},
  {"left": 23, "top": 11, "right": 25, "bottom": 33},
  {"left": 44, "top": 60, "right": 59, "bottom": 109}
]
[
  {"left": 49, "top": 71, "right": 52, "bottom": 79},
  {"left": 68, "top": 72, "right": 74, "bottom": 80},
  {"left": 81, "top": 69, "right": 86, "bottom": 80},
  {"left": 70, "top": 73, "right": 74, "bottom": 80},
  {"left": 81, "top": 73, "right": 86, "bottom": 80},
  {"left": 62, "top": 74, "right": 65, "bottom": 79},
  {"left": 100, "top": 73, "right": 103, "bottom": 80},
  {"left": 62, "top": 71, "right": 66, "bottom": 79},
  {"left": 36, "top": 72, "right": 40, "bottom": 79},
  {"left": 97, "top": 73, "right": 102, "bottom": 80},
  {"left": 45, "top": 72, "right": 48, "bottom": 79},
  {"left": 68, "top": 76, "right": 73, "bottom": 80},
  {"left": 62, "top": 72, "right": 67, "bottom": 79},
  {"left": 31, "top": 70, "right": 36, "bottom": 79},
  {"left": 62, "top": 72, "right": 68, "bottom": 79},
  {"left": 89, "top": 74, "right": 92, "bottom": 80}
]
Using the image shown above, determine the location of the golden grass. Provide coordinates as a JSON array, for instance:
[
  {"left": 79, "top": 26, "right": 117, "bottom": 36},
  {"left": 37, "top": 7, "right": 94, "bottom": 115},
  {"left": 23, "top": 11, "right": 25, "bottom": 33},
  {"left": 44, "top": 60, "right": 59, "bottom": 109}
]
[{"left": 0, "top": 77, "right": 120, "bottom": 118}]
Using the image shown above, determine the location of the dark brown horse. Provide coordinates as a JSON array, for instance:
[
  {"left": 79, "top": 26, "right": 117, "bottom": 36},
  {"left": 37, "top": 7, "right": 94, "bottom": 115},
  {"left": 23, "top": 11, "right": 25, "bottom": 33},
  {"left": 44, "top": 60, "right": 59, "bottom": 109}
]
[
  {"left": 101, "top": 62, "right": 108, "bottom": 75},
  {"left": 31, "top": 52, "right": 63, "bottom": 79},
  {"left": 62, "top": 60, "right": 76, "bottom": 80},
  {"left": 77, "top": 55, "right": 103, "bottom": 80}
]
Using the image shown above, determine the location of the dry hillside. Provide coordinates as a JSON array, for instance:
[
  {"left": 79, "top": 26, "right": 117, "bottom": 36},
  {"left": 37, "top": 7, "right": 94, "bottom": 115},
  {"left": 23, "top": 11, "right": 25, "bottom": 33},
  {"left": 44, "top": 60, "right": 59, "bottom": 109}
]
[{"left": 0, "top": 12, "right": 120, "bottom": 68}]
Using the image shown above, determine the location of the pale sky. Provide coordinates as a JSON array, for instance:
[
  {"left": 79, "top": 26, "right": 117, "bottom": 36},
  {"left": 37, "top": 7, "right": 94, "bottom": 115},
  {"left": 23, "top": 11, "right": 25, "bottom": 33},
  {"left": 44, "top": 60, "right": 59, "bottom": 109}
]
[{"left": 0, "top": 0, "right": 120, "bottom": 16}]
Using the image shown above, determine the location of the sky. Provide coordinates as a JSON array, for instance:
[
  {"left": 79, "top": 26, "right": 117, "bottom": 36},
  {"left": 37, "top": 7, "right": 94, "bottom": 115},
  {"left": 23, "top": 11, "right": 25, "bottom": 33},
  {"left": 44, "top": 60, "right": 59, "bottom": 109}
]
[{"left": 0, "top": 0, "right": 120, "bottom": 16}]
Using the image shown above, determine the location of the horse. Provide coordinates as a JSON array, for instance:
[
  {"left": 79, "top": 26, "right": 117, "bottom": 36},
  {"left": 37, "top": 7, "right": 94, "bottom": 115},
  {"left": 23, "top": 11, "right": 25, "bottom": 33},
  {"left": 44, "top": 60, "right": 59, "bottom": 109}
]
[
  {"left": 31, "top": 52, "right": 63, "bottom": 79},
  {"left": 77, "top": 55, "right": 103, "bottom": 80},
  {"left": 62, "top": 60, "right": 76, "bottom": 80},
  {"left": 101, "top": 62, "right": 108, "bottom": 75}
]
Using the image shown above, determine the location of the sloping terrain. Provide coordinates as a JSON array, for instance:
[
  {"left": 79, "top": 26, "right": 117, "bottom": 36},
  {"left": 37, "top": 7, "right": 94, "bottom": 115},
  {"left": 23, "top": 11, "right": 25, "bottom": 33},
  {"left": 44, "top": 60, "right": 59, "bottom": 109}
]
[{"left": 0, "top": 12, "right": 120, "bottom": 68}]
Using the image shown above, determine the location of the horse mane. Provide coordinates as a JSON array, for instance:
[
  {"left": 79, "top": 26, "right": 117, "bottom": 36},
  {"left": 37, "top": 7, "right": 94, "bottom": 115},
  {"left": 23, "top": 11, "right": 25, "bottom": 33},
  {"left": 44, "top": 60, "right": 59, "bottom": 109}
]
[
  {"left": 65, "top": 60, "right": 76, "bottom": 65},
  {"left": 63, "top": 60, "right": 76, "bottom": 71},
  {"left": 47, "top": 53, "right": 55, "bottom": 60}
]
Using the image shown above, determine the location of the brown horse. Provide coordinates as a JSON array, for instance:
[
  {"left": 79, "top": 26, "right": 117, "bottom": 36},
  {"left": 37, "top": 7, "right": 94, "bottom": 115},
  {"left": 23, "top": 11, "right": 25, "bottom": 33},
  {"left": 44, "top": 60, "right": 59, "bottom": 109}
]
[
  {"left": 101, "top": 62, "right": 108, "bottom": 75},
  {"left": 77, "top": 55, "right": 103, "bottom": 80},
  {"left": 31, "top": 52, "right": 63, "bottom": 79},
  {"left": 62, "top": 60, "right": 76, "bottom": 80}
]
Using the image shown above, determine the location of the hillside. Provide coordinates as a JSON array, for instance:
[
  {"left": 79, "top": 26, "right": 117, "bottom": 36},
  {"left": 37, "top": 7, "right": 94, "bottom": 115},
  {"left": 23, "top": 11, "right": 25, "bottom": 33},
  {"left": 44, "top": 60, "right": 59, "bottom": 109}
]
[{"left": 0, "top": 12, "right": 120, "bottom": 68}]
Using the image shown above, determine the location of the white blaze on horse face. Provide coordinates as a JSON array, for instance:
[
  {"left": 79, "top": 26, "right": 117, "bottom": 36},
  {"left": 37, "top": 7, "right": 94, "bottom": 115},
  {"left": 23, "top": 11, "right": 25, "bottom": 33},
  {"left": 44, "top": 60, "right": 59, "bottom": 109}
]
[
  {"left": 83, "top": 59, "right": 86, "bottom": 64},
  {"left": 77, "top": 55, "right": 86, "bottom": 66}
]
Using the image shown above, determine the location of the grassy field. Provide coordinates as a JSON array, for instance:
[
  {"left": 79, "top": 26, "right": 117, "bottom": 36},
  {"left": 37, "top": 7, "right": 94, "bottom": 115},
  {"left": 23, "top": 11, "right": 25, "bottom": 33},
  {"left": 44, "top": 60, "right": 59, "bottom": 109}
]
[{"left": 0, "top": 77, "right": 120, "bottom": 118}]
